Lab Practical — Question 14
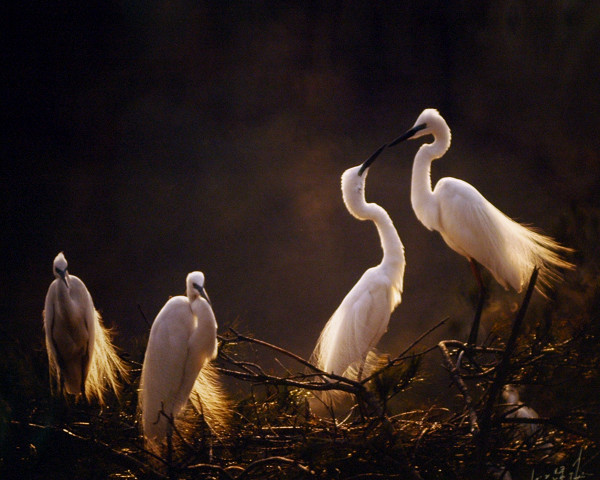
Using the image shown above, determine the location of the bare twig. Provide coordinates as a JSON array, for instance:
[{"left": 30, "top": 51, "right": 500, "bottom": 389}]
[
  {"left": 500, "top": 416, "right": 595, "bottom": 439},
  {"left": 220, "top": 328, "right": 322, "bottom": 373},
  {"left": 13, "top": 420, "right": 168, "bottom": 479},
  {"left": 185, "top": 462, "right": 235, "bottom": 479},
  {"left": 396, "top": 317, "right": 449, "bottom": 360},
  {"left": 219, "top": 325, "right": 432, "bottom": 415},
  {"left": 137, "top": 304, "right": 151, "bottom": 328},
  {"left": 476, "top": 268, "right": 539, "bottom": 474},
  {"left": 359, "top": 317, "right": 448, "bottom": 386},
  {"left": 217, "top": 330, "right": 365, "bottom": 394},
  {"left": 235, "top": 456, "right": 313, "bottom": 479},
  {"left": 438, "top": 340, "right": 480, "bottom": 433}
]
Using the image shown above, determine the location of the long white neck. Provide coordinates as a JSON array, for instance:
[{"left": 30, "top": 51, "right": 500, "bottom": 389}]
[
  {"left": 190, "top": 296, "right": 210, "bottom": 319},
  {"left": 190, "top": 296, "right": 218, "bottom": 359},
  {"left": 362, "top": 206, "right": 404, "bottom": 268},
  {"left": 342, "top": 168, "right": 405, "bottom": 275},
  {"left": 410, "top": 128, "right": 451, "bottom": 231},
  {"left": 55, "top": 276, "right": 85, "bottom": 331},
  {"left": 56, "top": 277, "right": 72, "bottom": 309}
]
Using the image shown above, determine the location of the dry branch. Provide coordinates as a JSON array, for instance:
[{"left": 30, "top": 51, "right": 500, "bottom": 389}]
[
  {"left": 11, "top": 420, "right": 169, "bottom": 479},
  {"left": 476, "top": 268, "right": 539, "bottom": 473}
]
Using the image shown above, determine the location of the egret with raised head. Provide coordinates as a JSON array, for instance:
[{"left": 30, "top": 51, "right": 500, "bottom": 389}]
[
  {"left": 139, "top": 271, "right": 229, "bottom": 456},
  {"left": 389, "top": 109, "right": 573, "bottom": 343},
  {"left": 310, "top": 146, "right": 405, "bottom": 402},
  {"left": 43, "top": 252, "right": 128, "bottom": 405}
]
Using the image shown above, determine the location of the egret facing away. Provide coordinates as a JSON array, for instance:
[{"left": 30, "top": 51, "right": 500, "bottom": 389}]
[
  {"left": 139, "top": 271, "right": 230, "bottom": 456},
  {"left": 501, "top": 384, "right": 540, "bottom": 439},
  {"left": 310, "top": 146, "right": 405, "bottom": 402},
  {"left": 389, "top": 109, "right": 573, "bottom": 343},
  {"left": 43, "top": 252, "right": 128, "bottom": 405}
]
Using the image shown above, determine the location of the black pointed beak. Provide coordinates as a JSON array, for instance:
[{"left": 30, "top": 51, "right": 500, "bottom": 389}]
[
  {"left": 201, "top": 287, "right": 212, "bottom": 306},
  {"left": 194, "top": 283, "right": 212, "bottom": 306},
  {"left": 388, "top": 123, "right": 427, "bottom": 146},
  {"left": 358, "top": 143, "right": 387, "bottom": 176},
  {"left": 57, "top": 269, "right": 68, "bottom": 287}
]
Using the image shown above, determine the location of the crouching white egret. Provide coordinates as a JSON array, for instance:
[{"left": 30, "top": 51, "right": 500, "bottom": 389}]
[
  {"left": 389, "top": 109, "right": 573, "bottom": 343},
  {"left": 310, "top": 146, "right": 405, "bottom": 403},
  {"left": 502, "top": 384, "right": 554, "bottom": 458},
  {"left": 139, "top": 271, "right": 230, "bottom": 456},
  {"left": 43, "top": 252, "right": 128, "bottom": 405},
  {"left": 502, "top": 384, "right": 540, "bottom": 438}
]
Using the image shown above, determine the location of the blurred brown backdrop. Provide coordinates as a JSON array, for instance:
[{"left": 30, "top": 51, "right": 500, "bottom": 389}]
[{"left": 3, "top": 1, "right": 599, "bottom": 362}]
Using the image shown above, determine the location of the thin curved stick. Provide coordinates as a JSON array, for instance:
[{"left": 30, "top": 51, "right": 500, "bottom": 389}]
[
  {"left": 476, "top": 267, "right": 539, "bottom": 474},
  {"left": 359, "top": 317, "right": 448, "bottom": 386}
]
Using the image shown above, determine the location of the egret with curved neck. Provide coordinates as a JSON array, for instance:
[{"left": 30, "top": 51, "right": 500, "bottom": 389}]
[
  {"left": 311, "top": 146, "right": 405, "bottom": 402},
  {"left": 390, "top": 109, "right": 573, "bottom": 343}
]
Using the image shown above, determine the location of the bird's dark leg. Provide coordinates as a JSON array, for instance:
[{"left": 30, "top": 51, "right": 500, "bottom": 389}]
[
  {"left": 80, "top": 353, "right": 88, "bottom": 400},
  {"left": 166, "top": 422, "right": 174, "bottom": 477},
  {"left": 59, "top": 373, "right": 65, "bottom": 397},
  {"left": 468, "top": 259, "right": 486, "bottom": 346}
]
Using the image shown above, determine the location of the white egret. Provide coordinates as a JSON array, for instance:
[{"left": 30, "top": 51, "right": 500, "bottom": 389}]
[
  {"left": 310, "top": 146, "right": 405, "bottom": 400},
  {"left": 389, "top": 109, "right": 573, "bottom": 343},
  {"left": 43, "top": 252, "right": 128, "bottom": 405},
  {"left": 501, "top": 384, "right": 540, "bottom": 438},
  {"left": 139, "top": 271, "right": 230, "bottom": 456}
]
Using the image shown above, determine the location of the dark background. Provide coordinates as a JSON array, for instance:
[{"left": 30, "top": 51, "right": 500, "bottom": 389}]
[{"left": 3, "top": 1, "right": 599, "bottom": 365}]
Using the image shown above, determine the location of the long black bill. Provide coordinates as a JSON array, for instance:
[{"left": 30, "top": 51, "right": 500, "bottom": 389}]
[
  {"left": 194, "top": 283, "right": 212, "bottom": 306},
  {"left": 358, "top": 143, "right": 387, "bottom": 176},
  {"left": 388, "top": 123, "right": 427, "bottom": 146},
  {"left": 57, "top": 269, "right": 68, "bottom": 287}
]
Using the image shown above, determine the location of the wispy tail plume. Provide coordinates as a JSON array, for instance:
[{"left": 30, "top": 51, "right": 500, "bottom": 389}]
[
  {"left": 189, "top": 360, "right": 232, "bottom": 437},
  {"left": 85, "top": 311, "right": 129, "bottom": 405},
  {"left": 522, "top": 227, "right": 574, "bottom": 295},
  {"left": 499, "top": 216, "right": 574, "bottom": 295}
]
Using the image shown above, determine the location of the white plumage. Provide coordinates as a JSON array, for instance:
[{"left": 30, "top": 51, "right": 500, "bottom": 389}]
[
  {"left": 43, "top": 252, "right": 128, "bottom": 404},
  {"left": 311, "top": 147, "right": 405, "bottom": 393},
  {"left": 390, "top": 108, "right": 573, "bottom": 294},
  {"left": 502, "top": 384, "right": 540, "bottom": 438},
  {"left": 139, "top": 271, "right": 229, "bottom": 454}
]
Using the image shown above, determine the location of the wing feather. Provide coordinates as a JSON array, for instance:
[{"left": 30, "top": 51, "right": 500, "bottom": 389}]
[
  {"left": 312, "top": 268, "right": 395, "bottom": 379},
  {"left": 43, "top": 281, "right": 59, "bottom": 391},
  {"left": 434, "top": 178, "right": 573, "bottom": 292},
  {"left": 140, "top": 296, "right": 193, "bottom": 445}
]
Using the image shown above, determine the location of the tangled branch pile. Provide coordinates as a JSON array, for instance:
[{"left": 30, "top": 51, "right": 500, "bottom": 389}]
[
  {"left": 3, "top": 214, "right": 600, "bottom": 479},
  {"left": 3, "top": 279, "right": 598, "bottom": 480}
]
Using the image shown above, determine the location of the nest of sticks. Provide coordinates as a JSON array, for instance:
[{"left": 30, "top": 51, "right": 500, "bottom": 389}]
[{"left": 6, "top": 269, "right": 599, "bottom": 479}]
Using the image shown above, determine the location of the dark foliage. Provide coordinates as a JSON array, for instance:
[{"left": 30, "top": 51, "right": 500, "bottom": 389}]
[
  {"left": 3, "top": 201, "right": 600, "bottom": 480},
  {"left": 1, "top": 258, "right": 599, "bottom": 480}
]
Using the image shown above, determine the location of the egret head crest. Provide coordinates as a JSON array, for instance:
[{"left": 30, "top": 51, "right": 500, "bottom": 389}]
[
  {"left": 389, "top": 109, "right": 448, "bottom": 146},
  {"left": 53, "top": 252, "right": 69, "bottom": 287},
  {"left": 501, "top": 384, "right": 521, "bottom": 404}
]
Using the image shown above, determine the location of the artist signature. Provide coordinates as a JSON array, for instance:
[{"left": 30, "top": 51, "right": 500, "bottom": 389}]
[{"left": 530, "top": 448, "right": 593, "bottom": 480}]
